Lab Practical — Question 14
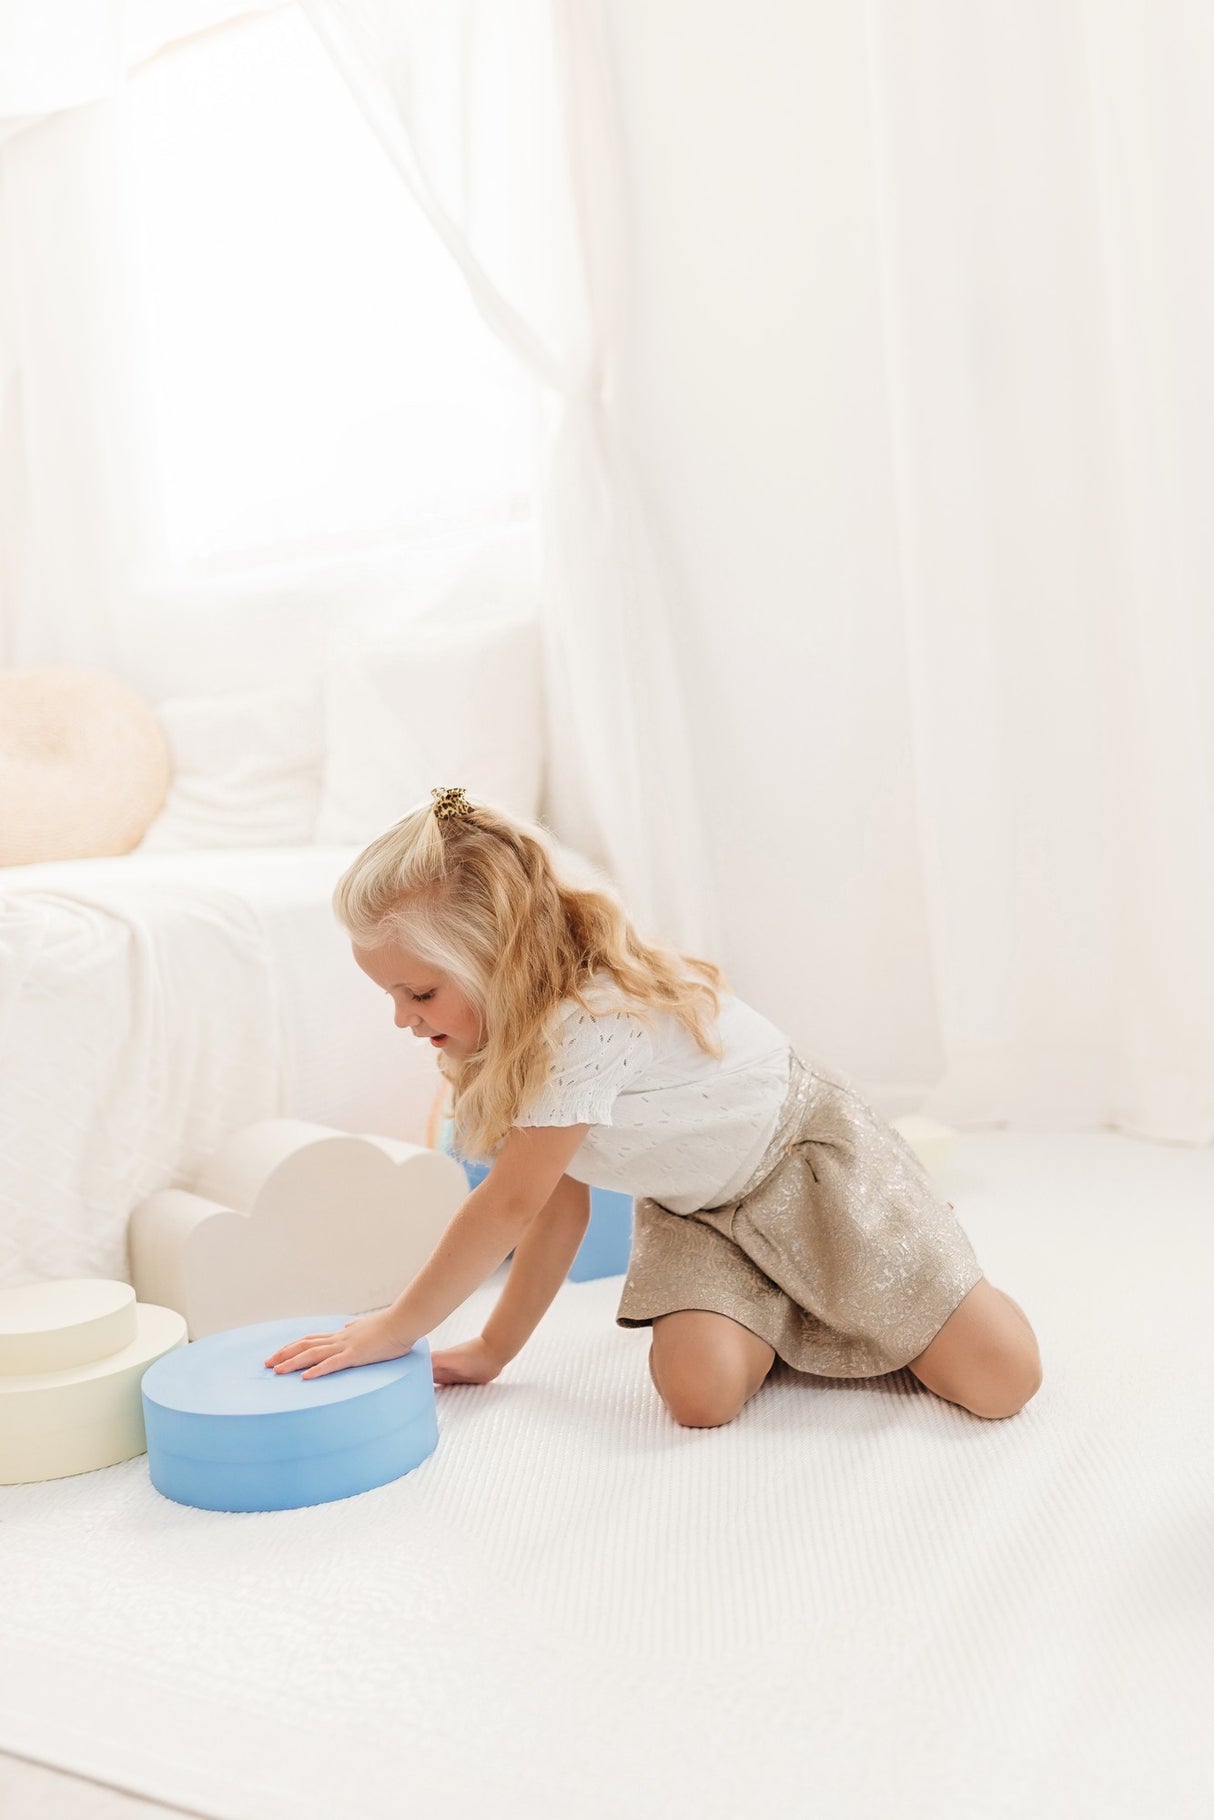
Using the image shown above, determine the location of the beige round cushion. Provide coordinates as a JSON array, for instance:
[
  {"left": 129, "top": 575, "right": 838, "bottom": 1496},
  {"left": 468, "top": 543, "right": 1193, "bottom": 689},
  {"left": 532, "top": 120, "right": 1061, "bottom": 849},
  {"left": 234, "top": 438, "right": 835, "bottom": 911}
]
[{"left": 0, "top": 667, "right": 170, "bottom": 866}]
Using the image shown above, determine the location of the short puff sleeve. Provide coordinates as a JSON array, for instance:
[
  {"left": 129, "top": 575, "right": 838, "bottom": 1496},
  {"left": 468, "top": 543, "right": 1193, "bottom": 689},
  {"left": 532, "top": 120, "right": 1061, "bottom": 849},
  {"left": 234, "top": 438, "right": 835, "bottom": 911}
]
[{"left": 514, "top": 1006, "right": 652, "bottom": 1128}]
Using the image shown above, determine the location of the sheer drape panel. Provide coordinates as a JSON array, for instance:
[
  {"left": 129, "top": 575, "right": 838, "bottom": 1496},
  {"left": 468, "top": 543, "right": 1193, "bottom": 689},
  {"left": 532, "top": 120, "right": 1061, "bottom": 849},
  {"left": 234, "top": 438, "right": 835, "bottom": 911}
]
[
  {"left": 0, "top": 0, "right": 289, "bottom": 667},
  {"left": 0, "top": 101, "right": 138, "bottom": 670},
  {"left": 299, "top": 0, "right": 721, "bottom": 956},
  {"left": 9, "top": 0, "right": 1210, "bottom": 1142},
  {"left": 864, "top": 0, "right": 1214, "bottom": 1139},
  {"left": 0, "top": 0, "right": 288, "bottom": 127},
  {"left": 1081, "top": 2, "right": 1214, "bottom": 1138}
]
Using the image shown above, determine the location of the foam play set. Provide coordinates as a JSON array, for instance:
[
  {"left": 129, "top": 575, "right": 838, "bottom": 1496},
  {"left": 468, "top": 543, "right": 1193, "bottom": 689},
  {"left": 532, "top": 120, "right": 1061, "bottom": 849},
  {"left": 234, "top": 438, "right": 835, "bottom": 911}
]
[{"left": 5, "top": 1097, "right": 957, "bottom": 1506}]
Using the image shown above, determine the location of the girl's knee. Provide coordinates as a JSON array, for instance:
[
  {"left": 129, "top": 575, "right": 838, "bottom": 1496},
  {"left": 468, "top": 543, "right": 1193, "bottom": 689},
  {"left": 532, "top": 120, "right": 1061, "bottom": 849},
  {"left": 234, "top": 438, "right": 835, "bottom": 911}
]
[
  {"left": 662, "top": 1378, "right": 745, "bottom": 1429},
  {"left": 907, "top": 1278, "right": 1042, "bottom": 1420},
  {"left": 647, "top": 1336, "right": 753, "bottom": 1428},
  {"left": 971, "top": 1351, "right": 1044, "bottom": 1419}
]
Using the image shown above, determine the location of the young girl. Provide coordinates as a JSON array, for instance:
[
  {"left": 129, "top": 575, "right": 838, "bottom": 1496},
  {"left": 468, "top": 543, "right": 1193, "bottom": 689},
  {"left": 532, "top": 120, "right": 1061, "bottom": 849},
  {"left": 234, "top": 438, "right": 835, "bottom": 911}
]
[{"left": 265, "top": 786, "right": 1042, "bottom": 1426}]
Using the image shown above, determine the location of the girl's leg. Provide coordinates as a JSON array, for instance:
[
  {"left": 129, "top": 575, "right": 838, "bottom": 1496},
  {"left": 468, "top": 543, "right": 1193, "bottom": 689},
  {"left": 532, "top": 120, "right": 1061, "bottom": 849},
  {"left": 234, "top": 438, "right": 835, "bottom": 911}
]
[
  {"left": 990, "top": 1285, "right": 1038, "bottom": 1342},
  {"left": 905, "top": 1277, "right": 1043, "bottom": 1419},
  {"left": 648, "top": 1308, "right": 777, "bottom": 1428}
]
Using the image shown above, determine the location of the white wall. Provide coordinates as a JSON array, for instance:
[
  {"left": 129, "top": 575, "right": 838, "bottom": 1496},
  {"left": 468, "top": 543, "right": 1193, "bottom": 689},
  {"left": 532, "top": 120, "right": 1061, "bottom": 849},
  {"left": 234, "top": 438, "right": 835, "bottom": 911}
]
[{"left": 606, "top": 2, "right": 942, "bottom": 1109}]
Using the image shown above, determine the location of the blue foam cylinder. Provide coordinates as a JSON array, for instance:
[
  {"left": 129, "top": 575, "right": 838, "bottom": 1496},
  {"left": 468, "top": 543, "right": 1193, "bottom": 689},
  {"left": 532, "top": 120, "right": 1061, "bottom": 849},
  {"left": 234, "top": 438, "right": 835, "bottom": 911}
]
[
  {"left": 455, "top": 1156, "right": 633, "bottom": 1282},
  {"left": 141, "top": 1316, "right": 438, "bottom": 1512},
  {"left": 567, "top": 1187, "right": 634, "bottom": 1281}
]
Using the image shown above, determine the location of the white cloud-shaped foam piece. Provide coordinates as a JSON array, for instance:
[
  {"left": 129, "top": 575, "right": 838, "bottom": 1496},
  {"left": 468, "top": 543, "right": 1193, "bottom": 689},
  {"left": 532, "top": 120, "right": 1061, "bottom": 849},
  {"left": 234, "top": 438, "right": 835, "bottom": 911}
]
[{"left": 128, "top": 1120, "right": 469, "bottom": 1340}]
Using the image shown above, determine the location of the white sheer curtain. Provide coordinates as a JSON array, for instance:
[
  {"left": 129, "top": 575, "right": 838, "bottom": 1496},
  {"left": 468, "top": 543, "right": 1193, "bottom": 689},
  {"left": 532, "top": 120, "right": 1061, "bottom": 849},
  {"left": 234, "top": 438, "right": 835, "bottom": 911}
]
[
  {"left": 0, "top": 99, "right": 136, "bottom": 670},
  {"left": 861, "top": 0, "right": 1214, "bottom": 1140},
  {"left": 0, "top": 1, "right": 283, "bottom": 141},
  {"left": 9, "top": 0, "right": 1207, "bottom": 1140},
  {"left": 0, "top": 1, "right": 285, "bottom": 668},
  {"left": 597, "top": 0, "right": 1214, "bottom": 1141},
  {"left": 298, "top": 0, "right": 722, "bottom": 958}
]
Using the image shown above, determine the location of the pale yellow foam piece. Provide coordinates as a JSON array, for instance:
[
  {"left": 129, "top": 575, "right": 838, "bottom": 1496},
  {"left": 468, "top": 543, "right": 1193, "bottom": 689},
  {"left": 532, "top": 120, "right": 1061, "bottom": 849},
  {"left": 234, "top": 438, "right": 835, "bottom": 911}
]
[
  {"left": 128, "top": 1119, "right": 469, "bottom": 1340},
  {"left": 0, "top": 1293, "right": 186, "bottom": 1484},
  {"left": 0, "top": 1278, "right": 138, "bottom": 1376},
  {"left": 890, "top": 1114, "right": 958, "bottom": 1177}
]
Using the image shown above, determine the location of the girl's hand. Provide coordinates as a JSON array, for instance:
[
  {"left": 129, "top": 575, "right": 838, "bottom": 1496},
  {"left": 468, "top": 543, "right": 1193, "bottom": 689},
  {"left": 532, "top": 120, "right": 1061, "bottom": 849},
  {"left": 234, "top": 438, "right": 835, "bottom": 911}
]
[
  {"left": 430, "top": 1336, "right": 505, "bottom": 1386},
  {"left": 263, "top": 1309, "right": 415, "bottom": 1380}
]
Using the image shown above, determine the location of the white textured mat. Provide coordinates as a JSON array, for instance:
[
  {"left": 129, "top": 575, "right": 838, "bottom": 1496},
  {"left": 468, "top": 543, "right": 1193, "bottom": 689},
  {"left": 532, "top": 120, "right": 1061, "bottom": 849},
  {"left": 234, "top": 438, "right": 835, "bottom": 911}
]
[{"left": 1, "top": 1131, "right": 1212, "bottom": 1820}]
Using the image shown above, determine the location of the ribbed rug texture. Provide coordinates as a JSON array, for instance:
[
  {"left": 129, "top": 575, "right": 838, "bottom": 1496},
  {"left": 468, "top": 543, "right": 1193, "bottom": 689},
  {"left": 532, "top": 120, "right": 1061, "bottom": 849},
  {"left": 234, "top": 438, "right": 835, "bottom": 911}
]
[{"left": 1, "top": 1130, "right": 1211, "bottom": 1820}]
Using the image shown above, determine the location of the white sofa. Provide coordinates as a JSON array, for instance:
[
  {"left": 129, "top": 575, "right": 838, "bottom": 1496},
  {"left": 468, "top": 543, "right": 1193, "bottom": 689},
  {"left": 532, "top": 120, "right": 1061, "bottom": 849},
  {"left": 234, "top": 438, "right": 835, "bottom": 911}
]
[
  {"left": 0, "top": 530, "right": 607, "bottom": 1291},
  {"left": 0, "top": 844, "right": 442, "bottom": 1291}
]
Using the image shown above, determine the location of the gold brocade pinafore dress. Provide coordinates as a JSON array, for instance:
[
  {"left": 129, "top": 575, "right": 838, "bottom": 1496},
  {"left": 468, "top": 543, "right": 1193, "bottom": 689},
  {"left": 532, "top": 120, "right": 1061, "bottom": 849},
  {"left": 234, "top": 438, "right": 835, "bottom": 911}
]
[{"left": 615, "top": 1050, "right": 984, "bottom": 1378}]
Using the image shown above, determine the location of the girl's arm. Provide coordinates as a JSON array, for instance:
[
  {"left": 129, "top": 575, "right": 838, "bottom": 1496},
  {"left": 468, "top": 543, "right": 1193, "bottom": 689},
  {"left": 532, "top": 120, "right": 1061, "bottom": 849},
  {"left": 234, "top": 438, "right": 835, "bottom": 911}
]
[
  {"left": 264, "top": 1123, "right": 592, "bottom": 1379},
  {"left": 383, "top": 1123, "right": 592, "bottom": 1348},
  {"left": 481, "top": 1173, "right": 592, "bottom": 1365}
]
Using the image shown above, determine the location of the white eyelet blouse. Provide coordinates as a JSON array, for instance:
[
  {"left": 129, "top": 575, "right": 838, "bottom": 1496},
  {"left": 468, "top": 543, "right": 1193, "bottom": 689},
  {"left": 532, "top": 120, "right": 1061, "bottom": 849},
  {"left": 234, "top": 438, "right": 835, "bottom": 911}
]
[{"left": 513, "top": 970, "right": 793, "bottom": 1214}]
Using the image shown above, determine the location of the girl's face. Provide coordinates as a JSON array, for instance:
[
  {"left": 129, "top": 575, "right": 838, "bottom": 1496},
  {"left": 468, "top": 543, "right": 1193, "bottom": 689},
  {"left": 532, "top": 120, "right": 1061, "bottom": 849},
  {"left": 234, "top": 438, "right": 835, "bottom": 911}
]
[{"left": 352, "top": 935, "right": 483, "bottom": 1058}]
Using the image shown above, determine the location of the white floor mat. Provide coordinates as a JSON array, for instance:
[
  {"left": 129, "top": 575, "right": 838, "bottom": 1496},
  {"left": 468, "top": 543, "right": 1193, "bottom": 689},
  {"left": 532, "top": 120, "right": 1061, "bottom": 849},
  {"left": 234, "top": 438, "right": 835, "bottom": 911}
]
[{"left": 1, "top": 1131, "right": 1211, "bottom": 1820}]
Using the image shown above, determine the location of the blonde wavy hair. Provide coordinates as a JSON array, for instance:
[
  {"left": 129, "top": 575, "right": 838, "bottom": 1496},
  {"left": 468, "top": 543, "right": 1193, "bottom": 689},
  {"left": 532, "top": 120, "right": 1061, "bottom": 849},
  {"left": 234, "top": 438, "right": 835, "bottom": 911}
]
[{"left": 332, "top": 793, "right": 728, "bottom": 1162}]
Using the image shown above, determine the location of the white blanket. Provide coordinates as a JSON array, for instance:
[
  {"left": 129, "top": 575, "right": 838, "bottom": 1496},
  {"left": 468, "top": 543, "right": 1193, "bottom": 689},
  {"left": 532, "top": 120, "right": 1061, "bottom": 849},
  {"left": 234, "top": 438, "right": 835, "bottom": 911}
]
[
  {"left": 0, "top": 835, "right": 615, "bottom": 1293},
  {"left": 0, "top": 875, "right": 284, "bottom": 1288}
]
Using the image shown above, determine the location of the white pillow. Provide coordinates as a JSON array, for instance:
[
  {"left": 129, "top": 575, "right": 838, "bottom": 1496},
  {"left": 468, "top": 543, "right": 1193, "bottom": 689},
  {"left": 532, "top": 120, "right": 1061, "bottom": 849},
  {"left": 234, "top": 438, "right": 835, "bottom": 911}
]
[
  {"left": 138, "top": 688, "right": 324, "bottom": 851},
  {"left": 315, "top": 611, "right": 545, "bottom": 847}
]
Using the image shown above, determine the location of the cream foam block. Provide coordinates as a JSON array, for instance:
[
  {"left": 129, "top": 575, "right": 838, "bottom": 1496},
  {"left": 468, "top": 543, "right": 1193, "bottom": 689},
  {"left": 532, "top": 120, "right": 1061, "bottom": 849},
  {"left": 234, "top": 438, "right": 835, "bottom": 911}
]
[
  {"left": 128, "top": 1119, "right": 469, "bottom": 1340},
  {"left": 0, "top": 1279, "right": 187, "bottom": 1484}
]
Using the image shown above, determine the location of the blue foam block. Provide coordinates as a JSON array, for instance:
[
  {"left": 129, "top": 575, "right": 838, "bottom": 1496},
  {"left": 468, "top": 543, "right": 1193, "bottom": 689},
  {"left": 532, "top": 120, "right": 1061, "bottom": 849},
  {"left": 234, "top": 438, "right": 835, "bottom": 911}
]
[
  {"left": 141, "top": 1316, "right": 438, "bottom": 1512},
  {"left": 457, "top": 1158, "right": 634, "bottom": 1282},
  {"left": 568, "top": 1187, "right": 634, "bottom": 1281}
]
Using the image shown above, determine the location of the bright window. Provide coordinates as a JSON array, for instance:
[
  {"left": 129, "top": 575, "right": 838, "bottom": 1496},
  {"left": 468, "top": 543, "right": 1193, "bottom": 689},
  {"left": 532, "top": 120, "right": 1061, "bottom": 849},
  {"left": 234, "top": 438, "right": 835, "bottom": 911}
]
[{"left": 119, "top": 2, "right": 539, "bottom": 576}]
